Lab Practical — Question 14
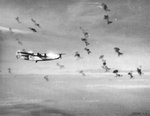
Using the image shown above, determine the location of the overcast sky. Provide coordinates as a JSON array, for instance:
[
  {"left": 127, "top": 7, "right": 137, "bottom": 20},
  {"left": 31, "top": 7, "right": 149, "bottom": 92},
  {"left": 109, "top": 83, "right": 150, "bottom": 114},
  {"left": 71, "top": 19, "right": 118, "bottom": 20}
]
[{"left": 0, "top": 0, "right": 150, "bottom": 74}]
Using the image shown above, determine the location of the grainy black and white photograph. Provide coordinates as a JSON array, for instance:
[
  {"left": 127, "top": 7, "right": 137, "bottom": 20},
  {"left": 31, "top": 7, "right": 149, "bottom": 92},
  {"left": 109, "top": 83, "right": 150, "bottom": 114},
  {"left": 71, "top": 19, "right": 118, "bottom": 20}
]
[{"left": 0, "top": 0, "right": 150, "bottom": 116}]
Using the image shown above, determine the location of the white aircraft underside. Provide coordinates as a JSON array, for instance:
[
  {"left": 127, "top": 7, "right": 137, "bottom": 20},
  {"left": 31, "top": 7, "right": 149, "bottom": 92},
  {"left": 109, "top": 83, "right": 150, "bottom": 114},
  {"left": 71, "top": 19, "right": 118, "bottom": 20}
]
[{"left": 16, "top": 50, "right": 64, "bottom": 62}]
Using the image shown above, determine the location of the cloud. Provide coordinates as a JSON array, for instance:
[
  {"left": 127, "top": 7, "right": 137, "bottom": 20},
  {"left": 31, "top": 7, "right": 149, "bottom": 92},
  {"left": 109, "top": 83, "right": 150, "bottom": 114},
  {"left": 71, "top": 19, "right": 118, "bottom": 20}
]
[
  {"left": 0, "top": 103, "right": 73, "bottom": 116},
  {"left": 0, "top": 26, "right": 31, "bottom": 34}
]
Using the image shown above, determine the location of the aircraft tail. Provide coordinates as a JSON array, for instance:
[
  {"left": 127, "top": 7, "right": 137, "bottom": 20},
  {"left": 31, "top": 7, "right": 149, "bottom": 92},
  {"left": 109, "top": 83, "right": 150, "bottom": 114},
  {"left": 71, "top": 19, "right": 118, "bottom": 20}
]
[{"left": 59, "top": 53, "right": 66, "bottom": 59}]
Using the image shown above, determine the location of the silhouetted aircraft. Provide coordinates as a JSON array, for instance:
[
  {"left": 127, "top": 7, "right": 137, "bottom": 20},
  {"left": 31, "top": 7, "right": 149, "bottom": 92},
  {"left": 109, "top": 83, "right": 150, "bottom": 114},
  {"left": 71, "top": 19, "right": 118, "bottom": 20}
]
[
  {"left": 80, "top": 27, "right": 89, "bottom": 38},
  {"left": 31, "top": 18, "right": 41, "bottom": 28},
  {"left": 101, "top": 3, "right": 111, "bottom": 12},
  {"left": 128, "top": 71, "right": 133, "bottom": 79},
  {"left": 85, "top": 41, "right": 90, "bottom": 46},
  {"left": 137, "top": 66, "right": 143, "bottom": 76},
  {"left": 81, "top": 38, "right": 90, "bottom": 46},
  {"left": 102, "top": 65, "right": 111, "bottom": 72},
  {"left": 16, "top": 17, "right": 21, "bottom": 23},
  {"left": 44, "top": 75, "right": 49, "bottom": 81},
  {"left": 99, "top": 55, "right": 104, "bottom": 59},
  {"left": 28, "top": 27, "right": 37, "bottom": 32},
  {"left": 113, "top": 69, "right": 118, "bottom": 74},
  {"left": 104, "top": 15, "right": 113, "bottom": 24},
  {"left": 84, "top": 48, "right": 91, "bottom": 54},
  {"left": 56, "top": 63, "right": 65, "bottom": 69},
  {"left": 81, "top": 38, "right": 87, "bottom": 42},
  {"left": 8, "top": 68, "right": 12, "bottom": 74},
  {"left": 102, "top": 59, "right": 106, "bottom": 66},
  {"left": 16, "top": 38, "right": 23, "bottom": 46},
  {"left": 16, "top": 49, "right": 65, "bottom": 63},
  {"left": 114, "top": 47, "right": 123, "bottom": 56},
  {"left": 75, "top": 51, "right": 81, "bottom": 58},
  {"left": 88, "top": 2, "right": 110, "bottom": 12},
  {"left": 113, "top": 69, "right": 123, "bottom": 77},
  {"left": 79, "top": 70, "right": 86, "bottom": 76},
  {"left": 17, "top": 41, "right": 23, "bottom": 46}
]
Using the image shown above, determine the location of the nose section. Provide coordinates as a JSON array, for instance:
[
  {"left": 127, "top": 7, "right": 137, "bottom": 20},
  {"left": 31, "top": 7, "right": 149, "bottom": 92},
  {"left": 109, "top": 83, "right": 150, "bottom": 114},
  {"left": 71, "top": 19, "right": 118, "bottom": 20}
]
[{"left": 16, "top": 50, "right": 21, "bottom": 59}]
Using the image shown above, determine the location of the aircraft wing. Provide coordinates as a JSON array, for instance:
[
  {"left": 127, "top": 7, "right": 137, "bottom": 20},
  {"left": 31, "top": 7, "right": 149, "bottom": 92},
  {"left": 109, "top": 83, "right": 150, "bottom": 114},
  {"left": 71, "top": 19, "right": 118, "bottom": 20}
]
[{"left": 17, "top": 51, "right": 37, "bottom": 56}]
